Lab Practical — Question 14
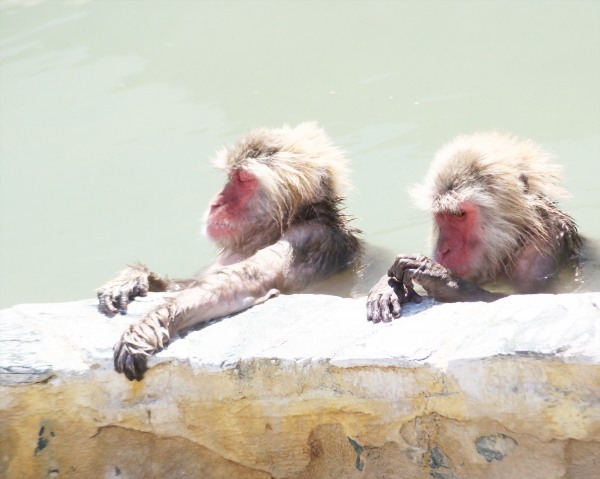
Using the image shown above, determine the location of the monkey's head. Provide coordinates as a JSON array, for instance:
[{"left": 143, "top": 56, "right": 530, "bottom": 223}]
[
  {"left": 204, "top": 122, "right": 350, "bottom": 253},
  {"left": 413, "top": 132, "right": 566, "bottom": 282}
]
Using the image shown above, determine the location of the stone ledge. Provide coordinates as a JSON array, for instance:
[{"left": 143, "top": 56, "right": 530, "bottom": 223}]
[{"left": 0, "top": 292, "right": 599, "bottom": 478}]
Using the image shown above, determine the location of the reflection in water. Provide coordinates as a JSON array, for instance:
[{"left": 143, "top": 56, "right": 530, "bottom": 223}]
[{"left": 0, "top": 1, "right": 599, "bottom": 307}]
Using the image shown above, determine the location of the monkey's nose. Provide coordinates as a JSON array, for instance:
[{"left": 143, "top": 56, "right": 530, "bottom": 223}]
[{"left": 210, "top": 196, "right": 225, "bottom": 209}]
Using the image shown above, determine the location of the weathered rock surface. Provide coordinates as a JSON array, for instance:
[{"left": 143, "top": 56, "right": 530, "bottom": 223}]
[{"left": 1, "top": 292, "right": 599, "bottom": 479}]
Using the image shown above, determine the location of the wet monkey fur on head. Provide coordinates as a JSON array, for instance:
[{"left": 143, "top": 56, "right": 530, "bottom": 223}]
[
  {"left": 98, "top": 123, "right": 362, "bottom": 380},
  {"left": 367, "top": 132, "right": 583, "bottom": 323}
]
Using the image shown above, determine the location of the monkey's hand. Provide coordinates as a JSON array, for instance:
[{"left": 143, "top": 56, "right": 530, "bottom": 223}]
[
  {"left": 366, "top": 275, "right": 409, "bottom": 323},
  {"left": 113, "top": 303, "right": 174, "bottom": 381},
  {"left": 97, "top": 264, "right": 167, "bottom": 315},
  {"left": 388, "top": 254, "right": 502, "bottom": 303}
]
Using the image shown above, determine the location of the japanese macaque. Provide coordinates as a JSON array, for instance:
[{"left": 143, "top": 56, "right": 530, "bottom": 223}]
[
  {"left": 98, "top": 123, "right": 362, "bottom": 380},
  {"left": 367, "top": 132, "right": 582, "bottom": 322}
]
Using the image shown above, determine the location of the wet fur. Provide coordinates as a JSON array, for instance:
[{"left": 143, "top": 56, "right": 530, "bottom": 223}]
[
  {"left": 98, "top": 123, "right": 362, "bottom": 380},
  {"left": 413, "top": 132, "right": 581, "bottom": 283},
  {"left": 367, "top": 132, "right": 583, "bottom": 323}
]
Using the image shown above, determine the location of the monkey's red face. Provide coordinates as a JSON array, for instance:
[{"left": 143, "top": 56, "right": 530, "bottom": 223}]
[
  {"left": 433, "top": 201, "right": 484, "bottom": 280},
  {"left": 205, "top": 169, "right": 261, "bottom": 241}
]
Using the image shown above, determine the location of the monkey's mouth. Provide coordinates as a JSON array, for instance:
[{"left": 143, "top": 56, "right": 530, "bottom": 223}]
[
  {"left": 436, "top": 252, "right": 472, "bottom": 278},
  {"left": 205, "top": 220, "right": 235, "bottom": 239}
]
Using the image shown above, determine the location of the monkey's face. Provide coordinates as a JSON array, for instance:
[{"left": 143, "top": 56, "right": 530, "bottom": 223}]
[
  {"left": 204, "top": 169, "right": 264, "bottom": 243},
  {"left": 433, "top": 201, "right": 486, "bottom": 280}
]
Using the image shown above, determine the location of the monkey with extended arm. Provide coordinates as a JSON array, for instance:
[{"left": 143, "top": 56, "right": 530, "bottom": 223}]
[{"left": 98, "top": 123, "right": 362, "bottom": 380}]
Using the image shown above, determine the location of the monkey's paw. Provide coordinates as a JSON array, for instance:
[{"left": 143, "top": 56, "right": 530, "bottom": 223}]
[
  {"left": 97, "top": 265, "right": 151, "bottom": 315},
  {"left": 388, "top": 254, "right": 457, "bottom": 302},
  {"left": 366, "top": 276, "right": 407, "bottom": 323},
  {"left": 113, "top": 308, "right": 171, "bottom": 381}
]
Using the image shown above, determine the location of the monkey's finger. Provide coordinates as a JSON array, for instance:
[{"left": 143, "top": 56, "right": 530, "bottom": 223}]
[
  {"left": 406, "top": 254, "right": 427, "bottom": 261},
  {"left": 115, "top": 345, "right": 146, "bottom": 381},
  {"left": 132, "top": 278, "right": 150, "bottom": 298},
  {"left": 388, "top": 277, "right": 405, "bottom": 297},
  {"left": 366, "top": 297, "right": 382, "bottom": 323},
  {"left": 97, "top": 291, "right": 118, "bottom": 316},
  {"left": 395, "top": 257, "right": 424, "bottom": 273},
  {"left": 96, "top": 289, "right": 110, "bottom": 314},
  {"left": 113, "top": 341, "right": 125, "bottom": 373},
  {"left": 368, "top": 294, "right": 393, "bottom": 323},
  {"left": 388, "top": 294, "right": 402, "bottom": 319},
  {"left": 388, "top": 254, "right": 423, "bottom": 279},
  {"left": 117, "top": 293, "right": 129, "bottom": 315},
  {"left": 136, "top": 286, "right": 149, "bottom": 297},
  {"left": 113, "top": 336, "right": 140, "bottom": 378},
  {"left": 399, "top": 270, "right": 423, "bottom": 304},
  {"left": 405, "top": 283, "right": 424, "bottom": 304},
  {"left": 123, "top": 353, "right": 146, "bottom": 381},
  {"left": 399, "top": 269, "right": 413, "bottom": 290},
  {"left": 133, "top": 355, "right": 147, "bottom": 381},
  {"left": 378, "top": 295, "right": 394, "bottom": 323},
  {"left": 387, "top": 278, "right": 405, "bottom": 317},
  {"left": 366, "top": 304, "right": 374, "bottom": 322},
  {"left": 387, "top": 263, "right": 403, "bottom": 279},
  {"left": 393, "top": 253, "right": 427, "bottom": 263},
  {"left": 387, "top": 254, "right": 405, "bottom": 279},
  {"left": 123, "top": 353, "right": 138, "bottom": 381}
]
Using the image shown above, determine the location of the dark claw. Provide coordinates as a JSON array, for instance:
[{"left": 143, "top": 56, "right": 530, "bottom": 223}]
[
  {"left": 125, "top": 353, "right": 147, "bottom": 381},
  {"left": 114, "top": 339, "right": 147, "bottom": 381}
]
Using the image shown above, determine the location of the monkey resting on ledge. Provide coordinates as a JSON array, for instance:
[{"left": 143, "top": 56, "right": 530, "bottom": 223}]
[
  {"left": 98, "top": 123, "right": 362, "bottom": 380},
  {"left": 367, "top": 132, "right": 584, "bottom": 323}
]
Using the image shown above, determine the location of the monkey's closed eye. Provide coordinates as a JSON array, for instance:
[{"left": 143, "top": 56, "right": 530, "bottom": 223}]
[{"left": 453, "top": 211, "right": 466, "bottom": 217}]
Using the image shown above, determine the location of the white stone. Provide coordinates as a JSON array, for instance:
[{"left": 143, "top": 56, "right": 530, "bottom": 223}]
[{"left": 1, "top": 292, "right": 599, "bottom": 478}]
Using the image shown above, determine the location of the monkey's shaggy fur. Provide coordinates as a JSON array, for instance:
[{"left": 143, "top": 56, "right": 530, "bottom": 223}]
[{"left": 412, "top": 132, "right": 581, "bottom": 282}]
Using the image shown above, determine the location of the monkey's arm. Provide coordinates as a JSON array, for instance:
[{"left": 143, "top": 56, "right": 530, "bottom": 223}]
[
  {"left": 113, "top": 242, "right": 292, "bottom": 380},
  {"left": 389, "top": 254, "right": 505, "bottom": 304},
  {"left": 97, "top": 263, "right": 198, "bottom": 315}
]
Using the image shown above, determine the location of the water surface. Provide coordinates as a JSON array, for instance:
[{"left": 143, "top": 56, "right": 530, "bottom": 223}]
[{"left": 1, "top": 0, "right": 599, "bottom": 307}]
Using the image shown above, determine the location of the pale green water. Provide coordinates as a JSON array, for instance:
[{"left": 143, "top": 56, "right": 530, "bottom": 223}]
[{"left": 1, "top": 0, "right": 599, "bottom": 308}]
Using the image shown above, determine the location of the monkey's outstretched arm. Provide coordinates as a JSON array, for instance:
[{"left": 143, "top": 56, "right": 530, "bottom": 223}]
[
  {"left": 389, "top": 254, "right": 505, "bottom": 304},
  {"left": 113, "top": 241, "right": 292, "bottom": 380}
]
